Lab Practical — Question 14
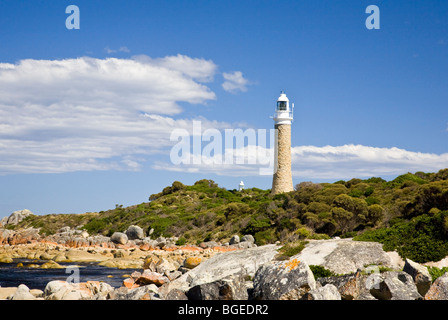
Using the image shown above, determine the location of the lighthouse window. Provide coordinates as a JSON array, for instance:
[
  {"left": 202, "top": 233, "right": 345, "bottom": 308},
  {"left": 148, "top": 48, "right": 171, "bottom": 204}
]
[{"left": 277, "top": 101, "right": 287, "bottom": 111}]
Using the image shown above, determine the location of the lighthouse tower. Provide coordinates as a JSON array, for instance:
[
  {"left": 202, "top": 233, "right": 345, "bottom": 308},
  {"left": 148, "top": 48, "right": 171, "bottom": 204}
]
[{"left": 271, "top": 91, "right": 294, "bottom": 194}]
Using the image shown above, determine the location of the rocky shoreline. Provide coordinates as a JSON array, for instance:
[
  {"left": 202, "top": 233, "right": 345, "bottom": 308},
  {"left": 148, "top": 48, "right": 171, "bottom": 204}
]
[
  {"left": 2, "top": 233, "right": 448, "bottom": 300},
  {"left": 2, "top": 210, "right": 448, "bottom": 300}
]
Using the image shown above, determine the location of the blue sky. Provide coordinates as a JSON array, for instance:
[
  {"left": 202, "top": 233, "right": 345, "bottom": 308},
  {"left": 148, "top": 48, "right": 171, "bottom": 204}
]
[{"left": 0, "top": 0, "right": 447, "bottom": 218}]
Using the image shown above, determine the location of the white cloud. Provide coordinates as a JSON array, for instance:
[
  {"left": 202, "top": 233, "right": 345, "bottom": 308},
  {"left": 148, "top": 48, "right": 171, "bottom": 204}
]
[
  {"left": 133, "top": 54, "right": 218, "bottom": 83},
  {"left": 104, "top": 46, "right": 131, "bottom": 54},
  {"left": 222, "top": 71, "right": 249, "bottom": 93},
  {"left": 156, "top": 142, "right": 448, "bottom": 180},
  {"left": 293, "top": 144, "right": 448, "bottom": 179},
  {"left": 0, "top": 55, "right": 219, "bottom": 175}
]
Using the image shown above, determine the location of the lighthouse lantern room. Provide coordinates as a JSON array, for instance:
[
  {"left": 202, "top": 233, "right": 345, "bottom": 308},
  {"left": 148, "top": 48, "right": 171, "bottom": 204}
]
[{"left": 274, "top": 91, "right": 293, "bottom": 125}]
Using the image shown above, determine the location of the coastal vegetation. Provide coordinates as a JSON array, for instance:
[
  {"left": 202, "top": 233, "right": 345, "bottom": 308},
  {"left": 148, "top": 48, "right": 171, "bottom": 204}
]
[{"left": 9, "top": 169, "right": 448, "bottom": 263}]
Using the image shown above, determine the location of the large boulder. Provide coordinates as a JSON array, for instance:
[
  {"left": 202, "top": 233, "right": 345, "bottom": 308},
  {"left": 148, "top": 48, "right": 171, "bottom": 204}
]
[
  {"left": 1, "top": 209, "right": 33, "bottom": 226},
  {"left": 44, "top": 280, "right": 113, "bottom": 300},
  {"left": 110, "top": 232, "right": 128, "bottom": 245},
  {"left": 186, "top": 274, "right": 248, "bottom": 300},
  {"left": 367, "top": 271, "right": 423, "bottom": 300},
  {"left": 252, "top": 258, "right": 316, "bottom": 300},
  {"left": 425, "top": 272, "right": 448, "bottom": 300},
  {"left": 241, "top": 235, "right": 255, "bottom": 243},
  {"left": 125, "top": 225, "right": 145, "bottom": 240},
  {"left": 307, "top": 284, "right": 341, "bottom": 300},
  {"left": 10, "top": 284, "right": 37, "bottom": 300},
  {"left": 293, "top": 238, "right": 397, "bottom": 274},
  {"left": 229, "top": 235, "right": 240, "bottom": 245},
  {"left": 135, "top": 270, "right": 170, "bottom": 287},
  {"left": 403, "top": 258, "right": 432, "bottom": 296},
  {"left": 318, "top": 270, "right": 365, "bottom": 300},
  {"left": 165, "top": 244, "right": 280, "bottom": 293},
  {"left": 110, "top": 284, "right": 161, "bottom": 300}
]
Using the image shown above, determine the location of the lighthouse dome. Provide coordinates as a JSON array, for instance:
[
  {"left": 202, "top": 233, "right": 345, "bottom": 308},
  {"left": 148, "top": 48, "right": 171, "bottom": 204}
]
[
  {"left": 277, "top": 92, "right": 289, "bottom": 111},
  {"left": 274, "top": 91, "right": 293, "bottom": 124}
]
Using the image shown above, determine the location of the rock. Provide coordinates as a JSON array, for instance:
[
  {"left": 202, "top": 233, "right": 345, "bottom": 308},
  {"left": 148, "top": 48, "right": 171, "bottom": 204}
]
[
  {"left": 167, "top": 270, "right": 183, "bottom": 281},
  {"left": 98, "top": 258, "right": 143, "bottom": 269},
  {"left": 155, "top": 237, "right": 167, "bottom": 248},
  {"left": 0, "top": 229, "right": 14, "bottom": 244},
  {"left": 135, "top": 270, "right": 170, "bottom": 286},
  {"left": 403, "top": 258, "right": 432, "bottom": 296},
  {"left": 367, "top": 271, "right": 423, "bottom": 300},
  {"left": 167, "top": 244, "right": 280, "bottom": 293},
  {"left": 1, "top": 209, "right": 33, "bottom": 226},
  {"left": 30, "top": 289, "right": 44, "bottom": 298},
  {"left": 0, "top": 287, "right": 17, "bottom": 300},
  {"left": 143, "top": 255, "right": 160, "bottom": 271},
  {"left": 0, "top": 227, "right": 40, "bottom": 245},
  {"left": 425, "top": 272, "right": 448, "bottom": 300},
  {"left": 307, "top": 284, "right": 341, "bottom": 300},
  {"left": 53, "top": 254, "right": 68, "bottom": 262},
  {"left": 252, "top": 258, "right": 316, "bottom": 300},
  {"left": 236, "top": 241, "right": 256, "bottom": 249},
  {"left": 156, "top": 257, "right": 179, "bottom": 275},
  {"left": 110, "top": 284, "right": 161, "bottom": 300},
  {"left": 85, "top": 281, "right": 114, "bottom": 300},
  {"left": 44, "top": 281, "right": 72, "bottom": 300},
  {"left": 40, "top": 260, "right": 64, "bottom": 269},
  {"left": 293, "top": 238, "right": 397, "bottom": 274},
  {"left": 123, "top": 277, "right": 139, "bottom": 289},
  {"left": 39, "top": 252, "right": 54, "bottom": 260},
  {"left": 110, "top": 232, "right": 128, "bottom": 245},
  {"left": 186, "top": 274, "right": 248, "bottom": 300},
  {"left": 241, "top": 235, "right": 255, "bottom": 243},
  {"left": 11, "top": 284, "right": 36, "bottom": 300},
  {"left": 58, "top": 226, "right": 71, "bottom": 233},
  {"left": 199, "top": 241, "right": 219, "bottom": 249},
  {"left": 318, "top": 270, "right": 364, "bottom": 300},
  {"left": 80, "top": 231, "right": 89, "bottom": 239},
  {"left": 125, "top": 225, "right": 145, "bottom": 240},
  {"left": 229, "top": 235, "right": 240, "bottom": 245},
  {"left": 165, "top": 288, "right": 188, "bottom": 300},
  {"left": 113, "top": 250, "right": 125, "bottom": 258},
  {"left": 183, "top": 256, "right": 202, "bottom": 269},
  {"left": 44, "top": 280, "right": 108, "bottom": 300},
  {"left": 0, "top": 254, "right": 13, "bottom": 263}
]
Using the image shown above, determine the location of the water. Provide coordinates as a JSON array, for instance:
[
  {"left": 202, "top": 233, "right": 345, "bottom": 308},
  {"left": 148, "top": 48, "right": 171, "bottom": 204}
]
[{"left": 0, "top": 259, "right": 138, "bottom": 291}]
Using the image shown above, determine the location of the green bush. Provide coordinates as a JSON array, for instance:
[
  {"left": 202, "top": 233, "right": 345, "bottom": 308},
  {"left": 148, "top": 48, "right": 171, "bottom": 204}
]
[
  {"left": 278, "top": 240, "right": 308, "bottom": 257},
  {"left": 309, "top": 265, "right": 337, "bottom": 279},
  {"left": 176, "top": 237, "right": 187, "bottom": 246},
  {"left": 427, "top": 266, "right": 448, "bottom": 282},
  {"left": 355, "top": 211, "right": 448, "bottom": 263}
]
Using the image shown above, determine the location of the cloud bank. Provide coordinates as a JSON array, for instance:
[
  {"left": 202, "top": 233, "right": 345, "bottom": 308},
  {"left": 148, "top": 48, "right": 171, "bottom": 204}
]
[
  {"left": 0, "top": 55, "right": 445, "bottom": 179},
  {"left": 0, "top": 55, "right": 222, "bottom": 174},
  {"left": 156, "top": 143, "right": 448, "bottom": 180}
]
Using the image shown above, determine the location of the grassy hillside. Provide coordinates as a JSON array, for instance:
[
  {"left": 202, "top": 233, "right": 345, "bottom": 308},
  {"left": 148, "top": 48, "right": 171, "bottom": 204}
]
[{"left": 10, "top": 169, "right": 448, "bottom": 262}]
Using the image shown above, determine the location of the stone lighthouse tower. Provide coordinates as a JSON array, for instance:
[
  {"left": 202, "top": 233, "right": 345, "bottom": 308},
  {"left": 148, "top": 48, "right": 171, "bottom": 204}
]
[{"left": 271, "top": 91, "right": 294, "bottom": 194}]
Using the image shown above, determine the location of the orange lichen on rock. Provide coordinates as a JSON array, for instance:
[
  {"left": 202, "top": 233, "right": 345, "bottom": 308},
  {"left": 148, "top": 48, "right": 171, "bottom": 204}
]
[
  {"left": 184, "top": 256, "right": 202, "bottom": 269},
  {"left": 283, "top": 259, "right": 301, "bottom": 272},
  {"left": 123, "top": 277, "right": 139, "bottom": 289}
]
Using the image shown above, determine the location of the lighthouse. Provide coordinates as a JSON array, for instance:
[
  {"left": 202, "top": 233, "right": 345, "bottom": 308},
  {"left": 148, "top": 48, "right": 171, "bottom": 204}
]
[{"left": 271, "top": 91, "right": 294, "bottom": 194}]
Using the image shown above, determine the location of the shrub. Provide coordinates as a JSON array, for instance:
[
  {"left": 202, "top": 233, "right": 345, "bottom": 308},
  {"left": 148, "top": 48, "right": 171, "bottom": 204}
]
[
  {"left": 309, "top": 265, "right": 338, "bottom": 279},
  {"left": 278, "top": 240, "right": 308, "bottom": 257},
  {"left": 427, "top": 266, "right": 448, "bottom": 282},
  {"left": 176, "top": 237, "right": 187, "bottom": 246},
  {"left": 355, "top": 211, "right": 448, "bottom": 263}
]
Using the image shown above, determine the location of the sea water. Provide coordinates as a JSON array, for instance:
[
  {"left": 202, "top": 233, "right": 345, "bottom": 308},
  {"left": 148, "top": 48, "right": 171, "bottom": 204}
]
[{"left": 0, "top": 259, "right": 136, "bottom": 291}]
